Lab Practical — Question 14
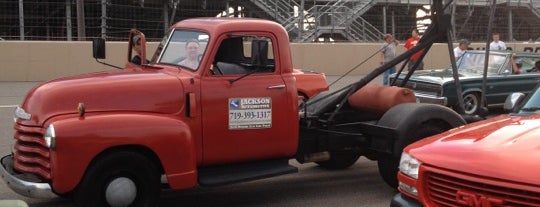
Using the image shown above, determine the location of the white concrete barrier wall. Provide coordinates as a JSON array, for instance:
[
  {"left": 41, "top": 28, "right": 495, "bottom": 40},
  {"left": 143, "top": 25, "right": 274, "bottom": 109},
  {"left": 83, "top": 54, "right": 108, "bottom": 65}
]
[{"left": 1, "top": 41, "right": 540, "bottom": 81}]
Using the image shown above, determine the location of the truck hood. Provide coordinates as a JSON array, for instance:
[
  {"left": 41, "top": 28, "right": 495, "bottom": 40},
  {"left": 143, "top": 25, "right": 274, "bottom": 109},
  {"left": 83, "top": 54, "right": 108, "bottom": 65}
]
[
  {"left": 20, "top": 70, "right": 184, "bottom": 126},
  {"left": 408, "top": 114, "right": 540, "bottom": 184}
]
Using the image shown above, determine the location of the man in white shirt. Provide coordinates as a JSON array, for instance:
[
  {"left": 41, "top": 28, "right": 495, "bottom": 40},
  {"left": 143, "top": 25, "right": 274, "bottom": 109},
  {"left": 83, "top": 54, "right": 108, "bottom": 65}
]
[
  {"left": 453, "top": 39, "right": 470, "bottom": 60},
  {"left": 489, "top": 32, "right": 506, "bottom": 51}
]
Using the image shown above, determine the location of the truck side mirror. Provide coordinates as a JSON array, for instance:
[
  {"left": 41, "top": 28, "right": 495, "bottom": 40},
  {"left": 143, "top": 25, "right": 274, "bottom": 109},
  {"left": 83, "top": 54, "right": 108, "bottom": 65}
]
[
  {"left": 92, "top": 38, "right": 122, "bottom": 69},
  {"left": 251, "top": 39, "right": 268, "bottom": 68},
  {"left": 504, "top": 92, "right": 526, "bottom": 112},
  {"left": 93, "top": 38, "right": 106, "bottom": 59}
]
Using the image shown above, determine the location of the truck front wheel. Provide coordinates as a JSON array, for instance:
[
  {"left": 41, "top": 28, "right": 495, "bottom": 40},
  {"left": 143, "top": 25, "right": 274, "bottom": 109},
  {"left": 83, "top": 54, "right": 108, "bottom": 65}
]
[{"left": 74, "top": 151, "right": 161, "bottom": 207}]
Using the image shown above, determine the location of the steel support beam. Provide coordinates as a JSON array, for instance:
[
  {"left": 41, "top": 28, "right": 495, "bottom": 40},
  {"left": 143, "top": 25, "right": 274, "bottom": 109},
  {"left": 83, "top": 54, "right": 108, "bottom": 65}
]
[
  {"left": 76, "top": 0, "right": 86, "bottom": 41},
  {"left": 19, "top": 0, "right": 24, "bottom": 40},
  {"left": 383, "top": 5, "right": 387, "bottom": 34},
  {"left": 163, "top": 3, "right": 169, "bottom": 32},
  {"left": 66, "top": 0, "right": 72, "bottom": 41},
  {"left": 101, "top": 0, "right": 106, "bottom": 39},
  {"left": 508, "top": 8, "right": 513, "bottom": 41}
]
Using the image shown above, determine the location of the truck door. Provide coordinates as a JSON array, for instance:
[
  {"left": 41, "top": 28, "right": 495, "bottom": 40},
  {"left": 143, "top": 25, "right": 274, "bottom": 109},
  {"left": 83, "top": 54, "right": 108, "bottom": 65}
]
[{"left": 200, "top": 35, "right": 297, "bottom": 165}]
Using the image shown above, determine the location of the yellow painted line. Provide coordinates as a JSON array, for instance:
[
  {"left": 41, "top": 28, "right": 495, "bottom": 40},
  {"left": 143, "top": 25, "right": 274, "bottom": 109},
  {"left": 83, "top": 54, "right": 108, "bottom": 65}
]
[{"left": 0, "top": 105, "right": 18, "bottom": 108}]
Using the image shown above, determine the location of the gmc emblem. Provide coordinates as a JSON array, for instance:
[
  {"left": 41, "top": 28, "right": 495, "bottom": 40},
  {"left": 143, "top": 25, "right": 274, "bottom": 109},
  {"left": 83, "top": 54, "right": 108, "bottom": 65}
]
[{"left": 456, "top": 190, "right": 506, "bottom": 207}]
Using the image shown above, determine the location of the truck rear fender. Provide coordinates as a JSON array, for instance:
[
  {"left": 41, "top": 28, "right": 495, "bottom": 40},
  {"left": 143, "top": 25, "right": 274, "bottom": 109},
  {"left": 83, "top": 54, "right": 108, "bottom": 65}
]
[
  {"left": 47, "top": 113, "right": 197, "bottom": 194},
  {"left": 377, "top": 103, "right": 466, "bottom": 156}
]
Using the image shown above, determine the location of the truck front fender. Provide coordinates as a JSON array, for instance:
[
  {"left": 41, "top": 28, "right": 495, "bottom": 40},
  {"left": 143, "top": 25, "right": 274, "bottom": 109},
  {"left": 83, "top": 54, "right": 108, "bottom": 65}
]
[{"left": 47, "top": 113, "right": 197, "bottom": 194}]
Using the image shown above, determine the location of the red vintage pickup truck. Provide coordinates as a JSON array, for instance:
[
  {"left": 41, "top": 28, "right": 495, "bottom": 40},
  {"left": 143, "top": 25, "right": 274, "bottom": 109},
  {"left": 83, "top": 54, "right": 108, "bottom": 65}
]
[
  {"left": 2, "top": 17, "right": 466, "bottom": 207},
  {"left": 392, "top": 86, "right": 540, "bottom": 207}
]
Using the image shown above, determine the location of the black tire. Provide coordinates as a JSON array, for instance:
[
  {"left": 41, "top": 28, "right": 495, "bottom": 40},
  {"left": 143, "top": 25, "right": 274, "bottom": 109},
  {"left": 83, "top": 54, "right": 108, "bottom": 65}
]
[
  {"left": 316, "top": 150, "right": 361, "bottom": 169},
  {"left": 74, "top": 151, "right": 161, "bottom": 207},
  {"left": 56, "top": 191, "right": 73, "bottom": 200},
  {"left": 375, "top": 103, "right": 465, "bottom": 188},
  {"left": 377, "top": 123, "right": 446, "bottom": 188},
  {"left": 462, "top": 92, "right": 480, "bottom": 115}
]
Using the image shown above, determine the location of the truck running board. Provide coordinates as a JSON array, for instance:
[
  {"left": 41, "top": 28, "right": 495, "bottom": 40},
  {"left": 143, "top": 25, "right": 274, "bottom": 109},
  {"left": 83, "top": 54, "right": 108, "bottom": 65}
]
[{"left": 198, "top": 159, "right": 298, "bottom": 187}]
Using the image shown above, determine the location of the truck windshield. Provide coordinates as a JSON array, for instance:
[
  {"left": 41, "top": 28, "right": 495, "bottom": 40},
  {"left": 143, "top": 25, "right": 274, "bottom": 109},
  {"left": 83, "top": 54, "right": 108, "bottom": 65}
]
[{"left": 153, "top": 29, "right": 209, "bottom": 71}]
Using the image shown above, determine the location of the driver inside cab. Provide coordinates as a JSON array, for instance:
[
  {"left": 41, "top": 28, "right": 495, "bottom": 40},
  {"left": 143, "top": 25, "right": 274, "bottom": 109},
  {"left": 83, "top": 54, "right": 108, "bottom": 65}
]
[{"left": 178, "top": 39, "right": 200, "bottom": 69}]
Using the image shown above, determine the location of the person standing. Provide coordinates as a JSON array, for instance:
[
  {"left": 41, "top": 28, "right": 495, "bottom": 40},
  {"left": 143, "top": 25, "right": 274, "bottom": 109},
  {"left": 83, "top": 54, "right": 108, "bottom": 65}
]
[
  {"left": 453, "top": 39, "right": 470, "bottom": 60},
  {"left": 380, "top": 34, "right": 399, "bottom": 85},
  {"left": 404, "top": 28, "right": 424, "bottom": 71},
  {"left": 489, "top": 32, "right": 506, "bottom": 51},
  {"left": 130, "top": 35, "right": 143, "bottom": 65}
]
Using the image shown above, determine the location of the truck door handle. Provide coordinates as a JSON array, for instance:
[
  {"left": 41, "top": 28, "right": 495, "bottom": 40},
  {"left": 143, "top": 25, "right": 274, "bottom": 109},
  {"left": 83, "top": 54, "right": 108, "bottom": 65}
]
[{"left": 267, "top": 84, "right": 286, "bottom": 89}]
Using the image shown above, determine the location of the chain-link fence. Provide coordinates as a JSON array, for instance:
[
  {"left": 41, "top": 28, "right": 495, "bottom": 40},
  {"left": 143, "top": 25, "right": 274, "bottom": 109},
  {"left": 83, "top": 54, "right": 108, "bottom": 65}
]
[
  {"left": 1, "top": 0, "right": 540, "bottom": 42},
  {"left": 0, "top": 0, "right": 172, "bottom": 41},
  {"left": 1, "top": 0, "right": 71, "bottom": 40}
]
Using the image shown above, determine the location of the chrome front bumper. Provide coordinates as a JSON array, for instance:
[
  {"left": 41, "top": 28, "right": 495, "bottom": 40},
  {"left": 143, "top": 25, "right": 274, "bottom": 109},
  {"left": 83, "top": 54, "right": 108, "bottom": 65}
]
[
  {"left": 414, "top": 91, "right": 448, "bottom": 106},
  {"left": 0, "top": 154, "right": 57, "bottom": 198}
]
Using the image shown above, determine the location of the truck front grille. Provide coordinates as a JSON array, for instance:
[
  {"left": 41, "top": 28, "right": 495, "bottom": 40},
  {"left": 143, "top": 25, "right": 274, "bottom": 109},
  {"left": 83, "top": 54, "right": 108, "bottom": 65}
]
[
  {"left": 426, "top": 171, "right": 540, "bottom": 207},
  {"left": 13, "top": 126, "right": 51, "bottom": 180}
]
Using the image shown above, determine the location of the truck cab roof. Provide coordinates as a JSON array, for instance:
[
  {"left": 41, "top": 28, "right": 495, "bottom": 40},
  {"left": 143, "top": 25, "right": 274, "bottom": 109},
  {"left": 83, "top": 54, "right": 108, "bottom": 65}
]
[{"left": 171, "top": 18, "right": 288, "bottom": 39}]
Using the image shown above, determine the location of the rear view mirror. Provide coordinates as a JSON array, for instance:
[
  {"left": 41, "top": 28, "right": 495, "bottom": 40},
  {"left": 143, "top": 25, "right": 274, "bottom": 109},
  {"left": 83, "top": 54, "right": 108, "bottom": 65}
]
[
  {"left": 93, "top": 38, "right": 106, "bottom": 59},
  {"left": 92, "top": 38, "right": 122, "bottom": 69},
  {"left": 504, "top": 92, "right": 526, "bottom": 112}
]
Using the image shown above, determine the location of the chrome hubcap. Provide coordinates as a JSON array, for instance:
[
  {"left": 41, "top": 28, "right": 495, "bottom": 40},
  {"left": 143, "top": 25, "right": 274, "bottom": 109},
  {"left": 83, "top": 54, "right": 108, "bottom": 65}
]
[
  {"left": 463, "top": 95, "right": 478, "bottom": 114},
  {"left": 105, "top": 177, "right": 137, "bottom": 207}
]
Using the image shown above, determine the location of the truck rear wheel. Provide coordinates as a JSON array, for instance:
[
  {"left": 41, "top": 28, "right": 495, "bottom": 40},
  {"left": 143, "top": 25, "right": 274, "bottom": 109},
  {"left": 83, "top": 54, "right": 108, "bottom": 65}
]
[
  {"left": 377, "top": 123, "right": 446, "bottom": 188},
  {"left": 74, "top": 151, "right": 161, "bottom": 207},
  {"left": 375, "top": 103, "right": 466, "bottom": 188},
  {"left": 316, "top": 150, "right": 360, "bottom": 169}
]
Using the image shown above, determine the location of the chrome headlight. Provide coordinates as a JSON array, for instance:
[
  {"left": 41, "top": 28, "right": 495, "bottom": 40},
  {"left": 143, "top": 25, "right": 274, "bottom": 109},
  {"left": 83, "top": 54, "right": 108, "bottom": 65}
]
[
  {"left": 44, "top": 124, "right": 56, "bottom": 149},
  {"left": 14, "top": 106, "right": 32, "bottom": 121},
  {"left": 399, "top": 152, "right": 420, "bottom": 179}
]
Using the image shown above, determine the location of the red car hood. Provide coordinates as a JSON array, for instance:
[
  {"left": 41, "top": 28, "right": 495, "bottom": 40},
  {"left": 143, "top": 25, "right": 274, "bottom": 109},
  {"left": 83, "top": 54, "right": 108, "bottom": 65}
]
[
  {"left": 19, "top": 69, "right": 184, "bottom": 126},
  {"left": 407, "top": 114, "right": 540, "bottom": 184}
]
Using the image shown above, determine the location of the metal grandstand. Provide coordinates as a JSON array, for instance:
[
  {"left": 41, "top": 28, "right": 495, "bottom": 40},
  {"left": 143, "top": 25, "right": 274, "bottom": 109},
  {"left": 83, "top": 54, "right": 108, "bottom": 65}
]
[{"left": 1, "top": 0, "right": 539, "bottom": 42}]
